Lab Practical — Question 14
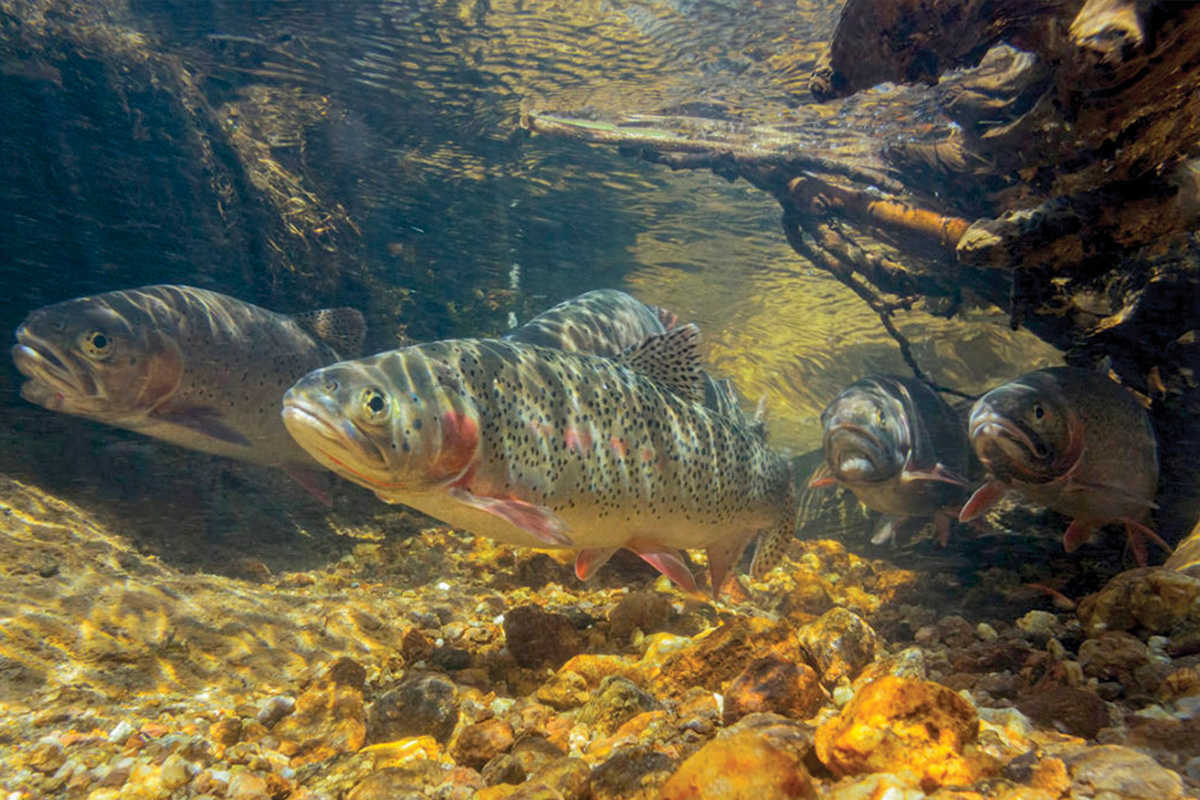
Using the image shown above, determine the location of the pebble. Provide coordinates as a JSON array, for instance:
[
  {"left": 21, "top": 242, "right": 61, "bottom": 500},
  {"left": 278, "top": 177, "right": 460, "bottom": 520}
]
[
  {"left": 26, "top": 737, "right": 65, "bottom": 774},
  {"left": 227, "top": 770, "right": 271, "bottom": 800},
  {"left": 589, "top": 745, "right": 677, "bottom": 800},
  {"left": 1076, "top": 567, "right": 1200, "bottom": 640},
  {"left": 796, "top": 608, "right": 878, "bottom": 687},
  {"left": 159, "top": 753, "right": 192, "bottom": 790},
  {"left": 814, "top": 676, "right": 988, "bottom": 790},
  {"left": 576, "top": 676, "right": 661, "bottom": 736},
  {"left": 608, "top": 590, "right": 675, "bottom": 642},
  {"left": 274, "top": 661, "right": 367, "bottom": 765},
  {"left": 531, "top": 756, "right": 590, "bottom": 800},
  {"left": 107, "top": 720, "right": 136, "bottom": 745},
  {"left": 721, "top": 655, "right": 824, "bottom": 725},
  {"left": 1015, "top": 687, "right": 1111, "bottom": 739},
  {"left": 256, "top": 695, "right": 297, "bottom": 728},
  {"left": 450, "top": 718, "right": 515, "bottom": 770},
  {"left": 346, "top": 766, "right": 429, "bottom": 800},
  {"left": 503, "top": 605, "right": 582, "bottom": 669},
  {"left": 1016, "top": 610, "right": 1058, "bottom": 639},
  {"left": 367, "top": 673, "right": 459, "bottom": 745},
  {"left": 1064, "top": 744, "right": 1184, "bottom": 799},
  {"left": 661, "top": 714, "right": 814, "bottom": 799}
]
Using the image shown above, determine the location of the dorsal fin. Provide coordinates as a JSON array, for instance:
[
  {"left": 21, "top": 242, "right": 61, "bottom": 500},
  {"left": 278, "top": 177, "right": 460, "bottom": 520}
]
[
  {"left": 293, "top": 308, "right": 367, "bottom": 357},
  {"left": 617, "top": 323, "right": 705, "bottom": 402}
]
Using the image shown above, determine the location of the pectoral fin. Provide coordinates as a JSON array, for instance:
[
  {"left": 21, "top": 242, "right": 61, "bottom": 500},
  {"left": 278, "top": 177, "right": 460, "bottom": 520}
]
[
  {"left": 151, "top": 405, "right": 253, "bottom": 448},
  {"left": 283, "top": 464, "right": 333, "bottom": 506},
  {"left": 960, "top": 479, "right": 1007, "bottom": 522},
  {"left": 901, "top": 462, "right": 971, "bottom": 487},
  {"left": 447, "top": 487, "right": 573, "bottom": 546},
  {"left": 1063, "top": 518, "right": 1097, "bottom": 553}
]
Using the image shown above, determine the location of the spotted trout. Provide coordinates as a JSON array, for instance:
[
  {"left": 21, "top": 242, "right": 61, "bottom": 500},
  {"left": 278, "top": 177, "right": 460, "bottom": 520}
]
[
  {"left": 960, "top": 366, "right": 1166, "bottom": 564},
  {"left": 12, "top": 285, "right": 364, "bottom": 490},
  {"left": 281, "top": 324, "right": 795, "bottom": 595},
  {"left": 812, "top": 375, "right": 972, "bottom": 545}
]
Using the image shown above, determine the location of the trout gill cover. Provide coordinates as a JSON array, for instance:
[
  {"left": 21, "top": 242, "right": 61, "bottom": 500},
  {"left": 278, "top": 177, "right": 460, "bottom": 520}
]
[{"left": 281, "top": 325, "right": 796, "bottom": 595}]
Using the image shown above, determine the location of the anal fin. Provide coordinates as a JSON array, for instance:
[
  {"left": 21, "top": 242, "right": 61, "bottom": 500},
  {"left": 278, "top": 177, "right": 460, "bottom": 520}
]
[
  {"left": 626, "top": 539, "right": 699, "bottom": 595},
  {"left": 707, "top": 534, "right": 752, "bottom": 599},
  {"left": 575, "top": 547, "right": 618, "bottom": 581}
]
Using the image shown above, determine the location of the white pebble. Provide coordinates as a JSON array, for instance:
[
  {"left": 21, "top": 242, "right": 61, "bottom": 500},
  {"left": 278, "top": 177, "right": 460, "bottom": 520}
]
[
  {"left": 1175, "top": 695, "right": 1200, "bottom": 718},
  {"left": 832, "top": 685, "right": 854, "bottom": 707},
  {"left": 975, "top": 622, "right": 998, "bottom": 642},
  {"left": 1046, "top": 638, "right": 1068, "bottom": 660},
  {"left": 436, "top": 581, "right": 450, "bottom": 591},
  {"left": 1017, "top": 610, "right": 1057, "bottom": 636},
  {"left": 107, "top": 720, "right": 136, "bottom": 744}
]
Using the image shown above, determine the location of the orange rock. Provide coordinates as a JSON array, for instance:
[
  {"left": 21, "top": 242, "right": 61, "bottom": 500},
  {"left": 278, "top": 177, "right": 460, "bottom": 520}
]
[
  {"left": 274, "top": 662, "right": 367, "bottom": 767},
  {"left": 653, "top": 617, "right": 804, "bottom": 699},
  {"left": 659, "top": 727, "right": 816, "bottom": 800},
  {"left": 139, "top": 722, "right": 170, "bottom": 739},
  {"left": 559, "top": 654, "right": 638, "bottom": 686},
  {"left": 209, "top": 717, "right": 243, "bottom": 749},
  {"left": 1030, "top": 757, "right": 1071, "bottom": 795},
  {"left": 814, "top": 676, "right": 990, "bottom": 791},
  {"left": 450, "top": 718, "right": 515, "bottom": 770},
  {"left": 723, "top": 655, "right": 825, "bottom": 725}
]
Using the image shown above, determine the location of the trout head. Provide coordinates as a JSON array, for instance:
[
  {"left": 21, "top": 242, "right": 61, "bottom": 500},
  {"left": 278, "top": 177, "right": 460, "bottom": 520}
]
[
  {"left": 281, "top": 351, "right": 481, "bottom": 499},
  {"left": 12, "top": 295, "right": 182, "bottom": 425},
  {"left": 821, "top": 381, "right": 910, "bottom": 486},
  {"left": 968, "top": 374, "right": 1081, "bottom": 485}
]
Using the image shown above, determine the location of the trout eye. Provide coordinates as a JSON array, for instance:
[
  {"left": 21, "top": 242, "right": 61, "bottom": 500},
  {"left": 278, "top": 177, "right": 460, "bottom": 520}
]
[
  {"left": 876, "top": 409, "right": 886, "bottom": 427},
  {"left": 81, "top": 329, "right": 112, "bottom": 359},
  {"left": 360, "top": 388, "right": 389, "bottom": 424},
  {"left": 1033, "top": 404, "right": 1045, "bottom": 421}
]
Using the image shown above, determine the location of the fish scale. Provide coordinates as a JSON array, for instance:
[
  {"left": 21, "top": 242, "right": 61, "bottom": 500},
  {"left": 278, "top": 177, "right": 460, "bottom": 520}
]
[{"left": 282, "top": 326, "right": 796, "bottom": 594}]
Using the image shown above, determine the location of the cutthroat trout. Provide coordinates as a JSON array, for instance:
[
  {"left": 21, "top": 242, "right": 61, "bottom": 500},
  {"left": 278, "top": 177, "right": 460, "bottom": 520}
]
[
  {"left": 959, "top": 366, "right": 1166, "bottom": 564},
  {"left": 281, "top": 325, "right": 795, "bottom": 595},
  {"left": 812, "top": 376, "right": 972, "bottom": 545},
  {"left": 12, "top": 285, "right": 364, "bottom": 490}
]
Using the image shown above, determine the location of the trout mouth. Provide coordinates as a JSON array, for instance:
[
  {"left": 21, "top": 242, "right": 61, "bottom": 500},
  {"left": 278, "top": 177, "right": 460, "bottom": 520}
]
[
  {"left": 281, "top": 395, "right": 392, "bottom": 484},
  {"left": 825, "top": 422, "right": 895, "bottom": 483},
  {"left": 11, "top": 329, "right": 95, "bottom": 407},
  {"left": 969, "top": 406, "right": 1049, "bottom": 479}
]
